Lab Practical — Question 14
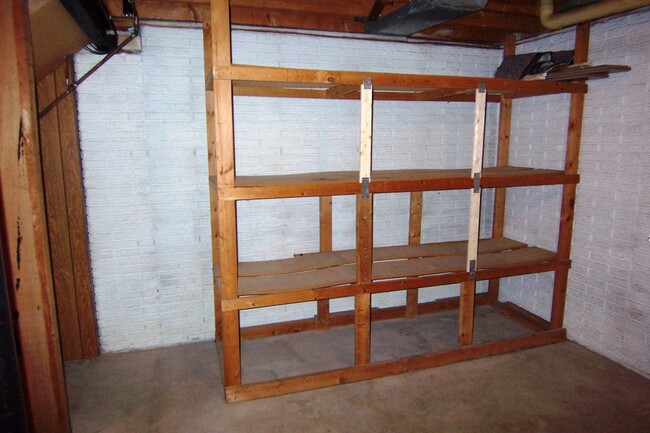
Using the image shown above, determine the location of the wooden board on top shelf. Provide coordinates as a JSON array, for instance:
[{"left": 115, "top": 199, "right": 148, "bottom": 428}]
[
  {"left": 212, "top": 166, "right": 579, "bottom": 200},
  {"left": 213, "top": 64, "right": 587, "bottom": 101}
]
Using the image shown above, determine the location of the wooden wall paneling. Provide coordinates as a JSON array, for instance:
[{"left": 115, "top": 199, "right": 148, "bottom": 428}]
[
  {"left": 37, "top": 67, "right": 83, "bottom": 360},
  {"left": 317, "top": 196, "right": 333, "bottom": 329},
  {"left": 0, "top": 0, "right": 70, "bottom": 430},
  {"left": 551, "top": 23, "right": 589, "bottom": 328},
  {"left": 406, "top": 191, "right": 423, "bottom": 318},
  {"left": 460, "top": 86, "right": 487, "bottom": 347},
  {"left": 203, "top": 22, "right": 223, "bottom": 341},
  {"left": 53, "top": 59, "right": 99, "bottom": 359},
  {"left": 487, "top": 34, "right": 516, "bottom": 305}
]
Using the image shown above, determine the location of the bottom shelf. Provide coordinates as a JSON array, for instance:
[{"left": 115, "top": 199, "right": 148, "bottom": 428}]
[{"left": 224, "top": 302, "right": 564, "bottom": 402}]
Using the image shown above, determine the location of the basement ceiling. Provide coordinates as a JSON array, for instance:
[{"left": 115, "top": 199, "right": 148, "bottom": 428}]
[{"left": 102, "top": 0, "right": 553, "bottom": 47}]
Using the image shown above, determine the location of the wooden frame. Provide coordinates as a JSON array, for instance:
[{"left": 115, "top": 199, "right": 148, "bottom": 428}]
[
  {"left": 1, "top": 0, "right": 70, "bottom": 430},
  {"left": 207, "top": 0, "right": 588, "bottom": 402}
]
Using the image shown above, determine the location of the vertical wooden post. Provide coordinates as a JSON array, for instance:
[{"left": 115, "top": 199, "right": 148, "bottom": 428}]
[
  {"left": 355, "top": 78, "right": 373, "bottom": 365},
  {"left": 460, "top": 85, "right": 487, "bottom": 347},
  {"left": 488, "top": 34, "right": 516, "bottom": 305},
  {"left": 406, "top": 191, "right": 423, "bottom": 318},
  {"left": 211, "top": 0, "right": 240, "bottom": 386},
  {"left": 551, "top": 23, "right": 590, "bottom": 329},
  {"left": 0, "top": 0, "right": 70, "bottom": 430},
  {"left": 317, "top": 196, "right": 332, "bottom": 329},
  {"left": 203, "top": 22, "right": 222, "bottom": 341}
]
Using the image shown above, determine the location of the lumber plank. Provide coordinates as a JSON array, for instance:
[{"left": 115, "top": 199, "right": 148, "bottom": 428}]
[
  {"left": 237, "top": 237, "right": 526, "bottom": 277},
  {"left": 459, "top": 281, "right": 476, "bottom": 346},
  {"left": 355, "top": 194, "right": 373, "bottom": 365},
  {"left": 1, "top": 0, "right": 70, "bottom": 430},
  {"left": 220, "top": 167, "right": 579, "bottom": 200},
  {"left": 406, "top": 191, "right": 423, "bottom": 318},
  {"left": 236, "top": 242, "right": 553, "bottom": 295},
  {"left": 226, "top": 329, "right": 567, "bottom": 402},
  {"left": 552, "top": 23, "right": 589, "bottom": 329},
  {"left": 317, "top": 195, "right": 333, "bottom": 329},
  {"left": 489, "top": 35, "right": 516, "bottom": 305},
  {"left": 240, "top": 294, "right": 488, "bottom": 340},
  {"left": 217, "top": 64, "right": 587, "bottom": 97}
]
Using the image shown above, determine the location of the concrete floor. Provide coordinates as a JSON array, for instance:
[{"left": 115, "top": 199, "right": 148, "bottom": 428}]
[{"left": 66, "top": 311, "right": 650, "bottom": 433}]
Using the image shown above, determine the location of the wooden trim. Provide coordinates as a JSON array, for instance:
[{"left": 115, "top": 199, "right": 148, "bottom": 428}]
[
  {"left": 0, "top": 0, "right": 70, "bottom": 430},
  {"left": 226, "top": 329, "right": 567, "bottom": 402}
]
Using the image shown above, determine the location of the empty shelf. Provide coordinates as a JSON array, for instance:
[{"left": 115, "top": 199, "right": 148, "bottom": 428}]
[
  {"left": 230, "top": 237, "right": 560, "bottom": 296},
  {"left": 212, "top": 166, "right": 579, "bottom": 200}
]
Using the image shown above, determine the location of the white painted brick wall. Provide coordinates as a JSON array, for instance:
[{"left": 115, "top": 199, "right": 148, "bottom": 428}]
[
  {"left": 501, "top": 9, "right": 650, "bottom": 377},
  {"left": 77, "top": 25, "right": 505, "bottom": 351}
]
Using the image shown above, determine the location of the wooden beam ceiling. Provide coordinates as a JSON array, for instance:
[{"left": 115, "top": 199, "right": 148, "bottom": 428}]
[{"left": 104, "top": 0, "right": 549, "bottom": 47}]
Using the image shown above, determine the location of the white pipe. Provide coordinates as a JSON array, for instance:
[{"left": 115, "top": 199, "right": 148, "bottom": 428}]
[{"left": 540, "top": 0, "right": 650, "bottom": 30}]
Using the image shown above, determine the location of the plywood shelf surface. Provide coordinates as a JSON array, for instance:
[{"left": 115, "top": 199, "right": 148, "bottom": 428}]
[
  {"left": 211, "top": 166, "right": 579, "bottom": 200},
  {"left": 207, "top": 64, "right": 587, "bottom": 100},
  {"left": 220, "top": 237, "right": 560, "bottom": 297}
]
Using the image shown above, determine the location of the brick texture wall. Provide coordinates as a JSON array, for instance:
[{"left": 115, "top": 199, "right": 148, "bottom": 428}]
[
  {"left": 501, "top": 9, "right": 650, "bottom": 377},
  {"left": 76, "top": 9, "right": 649, "bottom": 378},
  {"left": 76, "top": 26, "right": 499, "bottom": 351}
]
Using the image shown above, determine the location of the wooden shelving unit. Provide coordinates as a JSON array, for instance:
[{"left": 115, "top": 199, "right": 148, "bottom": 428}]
[{"left": 206, "top": 0, "right": 590, "bottom": 402}]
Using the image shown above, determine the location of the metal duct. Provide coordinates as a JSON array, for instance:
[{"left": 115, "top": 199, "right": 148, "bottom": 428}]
[
  {"left": 365, "top": 0, "right": 488, "bottom": 36},
  {"left": 540, "top": 0, "right": 650, "bottom": 30}
]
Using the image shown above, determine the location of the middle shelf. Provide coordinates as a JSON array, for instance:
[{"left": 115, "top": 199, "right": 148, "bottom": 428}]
[
  {"left": 217, "top": 237, "right": 570, "bottom": 312},
  {"left": 212, "top": 165, "right": 579, "bottom": 200}
]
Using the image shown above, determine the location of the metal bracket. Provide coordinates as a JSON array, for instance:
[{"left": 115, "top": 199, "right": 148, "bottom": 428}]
[
  {"left": 363, "top": 77, "right": 372, "bottom": 90},
  {"left": 469, "top": 260, "right": 477, "bottom": 279},
  {"left": 473, "top": 173, "right": 481, "bottom": 193},
  {"left": 361, "top": 177, "right": 370, "bottom": 199},
  {"left": 478, "top": 82, "right": 486, "bottom": 93}
]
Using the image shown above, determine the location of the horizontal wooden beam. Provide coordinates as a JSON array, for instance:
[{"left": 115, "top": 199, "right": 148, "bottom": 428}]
[{"left": 240, "top": 294, "right": 489, "bottom": 339}]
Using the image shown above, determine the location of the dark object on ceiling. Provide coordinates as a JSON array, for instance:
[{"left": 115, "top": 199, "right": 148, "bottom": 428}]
[
  {"left": 59, "top": 0, "right": 117, "bottom": 53},
  {"left": 366, "top": 0, "right": 489, "bottom": 36},
  {"left": 495, "top": 50, "right": 575, "bottom": 80}
]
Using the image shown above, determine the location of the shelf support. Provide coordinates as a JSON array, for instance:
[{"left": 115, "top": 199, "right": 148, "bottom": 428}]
[
  {"left": 460, "top": 84, "right": 487, "bottom": 346},
  {"left": 488, "top": 34, "right": 516, "bottom": 305},
  {"left": 406, "top": 191, "right": 423, "bottom": 318},
  {"left": 356, "top": 77, "right": 374, "bottom": 364},
  {"left": 552, "top": 23, "right": 590, "bottom": 329},
  {"left": 212, "top": 0, "right": 241, "bottom": 388},
  {"left": 317, "top": 196, "right": 333, "bottom": 330}
]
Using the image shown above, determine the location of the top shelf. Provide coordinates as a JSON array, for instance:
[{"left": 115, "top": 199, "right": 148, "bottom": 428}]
[{"left": 208, "top": 64, "right": 588, "bottom": 101}]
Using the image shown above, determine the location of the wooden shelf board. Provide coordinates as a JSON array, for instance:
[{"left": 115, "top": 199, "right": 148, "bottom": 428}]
[
  {"left": 212, "top": 166, "right": 579, "bottom": 200},
  {"left": 212, "top": 64, "right": 587, "bottom": 100},
  {"left": 230, "top": 237, "right": 557, "bottom": 296}
]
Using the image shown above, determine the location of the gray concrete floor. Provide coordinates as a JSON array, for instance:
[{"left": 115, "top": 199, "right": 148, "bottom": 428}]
[{"left": 66, "top": 309, "right": 650, "bottom": 433}]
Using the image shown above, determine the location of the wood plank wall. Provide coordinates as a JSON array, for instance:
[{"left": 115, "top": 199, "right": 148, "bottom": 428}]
[
  {"left": 36, "top": 57, "right": 99, "bottom": 360},
  {"left": 0, "top": 0, "right": 70, "bottom": 430}
]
